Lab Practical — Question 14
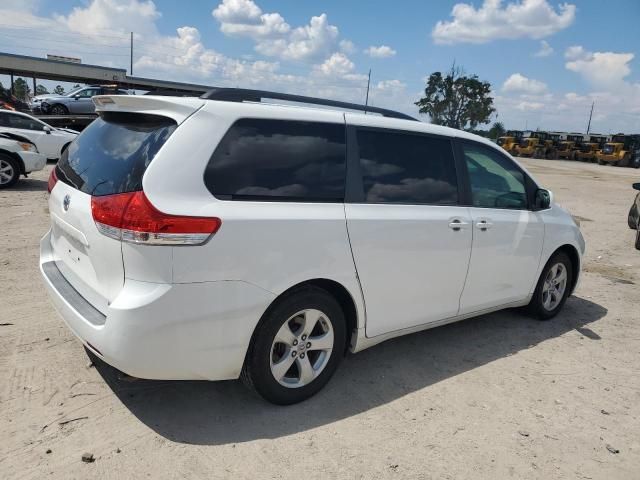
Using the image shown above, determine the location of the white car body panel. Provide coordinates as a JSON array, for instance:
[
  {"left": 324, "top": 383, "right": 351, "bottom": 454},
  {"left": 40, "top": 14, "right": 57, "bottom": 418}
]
[
  {"left": 458, "top": 207, "right": 545, "bottom": 314},
  {"left": 0, "top": 137, "right": 46, "bottom": 175},
  {"left": 39, "top": 95, "right": 585, "bottom": 382},
  {"left": 0, "top": 110, "right": 77, "bottom": 159},
  {"left": 345, "top": 203, "right": 472, "bottom": 337}
]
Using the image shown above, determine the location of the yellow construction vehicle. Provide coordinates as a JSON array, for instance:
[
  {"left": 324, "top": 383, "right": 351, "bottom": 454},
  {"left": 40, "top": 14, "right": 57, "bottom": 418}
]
[
  {"left": 513, "top": 131, "right": 539, "bottom": 157},
  {"left": 556, "top": 134, "right": 585, "bottom": 160},
  {"left": 496, "top": 130, "right": 522, "bottom": 155},
  {"left": 575, "top": 134, "right": 609, "bottom": 162},
  {"left": 596, "top": 134, "right": 640, "bottom": 167},
  {"left": 515, "top": 131, "right": 557, "bottom": 159}
]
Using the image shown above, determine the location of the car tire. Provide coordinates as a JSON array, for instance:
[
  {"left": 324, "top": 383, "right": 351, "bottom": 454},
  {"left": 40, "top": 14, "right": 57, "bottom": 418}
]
[
  {"left": 242, "top": 286, "right": 346, "bottom": 405},
  {"left": 635, "top": 227, "right": 640, "bottom": 251},
  {"left": 0, "top": 154, "right": 20, "bottom": 189},
  {"left": 50, "top": 104, "right": 69, "bottom": 115},
  {"left": 527, "top": 251, "right": 573, "bottom": 321}
]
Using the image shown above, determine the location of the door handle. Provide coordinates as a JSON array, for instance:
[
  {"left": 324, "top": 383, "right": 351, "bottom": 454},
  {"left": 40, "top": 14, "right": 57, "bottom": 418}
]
[
  {"left": 448, "top": 219, "right": 469, "bottom": 231},
  {"left": 476, "top": 220, "right": 493, "bottom": 231}
]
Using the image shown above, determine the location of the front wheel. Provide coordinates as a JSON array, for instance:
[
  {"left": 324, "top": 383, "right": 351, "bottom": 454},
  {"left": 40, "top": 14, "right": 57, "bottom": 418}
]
[
  {"left": 527, "top": 252, "right": 573, "bottom": 320},
  {"left": 50, "top": 104, "right": 69, "bottom": 115},
  {"left": 0, "top": 155, "right": 20, "bottom": 189},
  {"left": 242, "top": 286, "right": 346, "bottom": 405}
]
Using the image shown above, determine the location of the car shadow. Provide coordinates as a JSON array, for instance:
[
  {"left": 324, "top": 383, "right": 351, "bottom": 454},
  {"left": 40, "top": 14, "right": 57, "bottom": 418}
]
[
  {"left": 11, "top": 178, "right": 48, "bottom": 192},
  {"left": 91, "top": 295, "right": 607, "bottom": 446}
]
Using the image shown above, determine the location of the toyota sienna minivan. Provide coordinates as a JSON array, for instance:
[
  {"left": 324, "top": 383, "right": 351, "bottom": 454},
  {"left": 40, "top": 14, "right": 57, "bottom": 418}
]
[{"left": 40, "top": 89, "right": 585, "bottom": 404}]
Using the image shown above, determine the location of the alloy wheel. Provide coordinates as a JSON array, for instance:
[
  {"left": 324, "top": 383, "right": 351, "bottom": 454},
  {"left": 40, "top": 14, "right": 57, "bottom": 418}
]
[
  {"left": 542, "top": 263, "right": 567, "bottom": 311},
  {"left": 270, "top": 309, "right": 334, "bottom": 388},
  {"left": 0, "top": 159, "right": 15, "bottom": 185}
]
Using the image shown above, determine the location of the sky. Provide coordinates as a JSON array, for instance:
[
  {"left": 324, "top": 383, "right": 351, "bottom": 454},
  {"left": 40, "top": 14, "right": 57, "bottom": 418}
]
[{"left": 0, "top": 0, "right": 639, "bottom": 133}]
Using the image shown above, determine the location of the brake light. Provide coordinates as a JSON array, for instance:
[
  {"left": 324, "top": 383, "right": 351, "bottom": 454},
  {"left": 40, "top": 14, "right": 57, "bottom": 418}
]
[
  {"left": 91, "top": 191, "right": 221, "bottom": 245},
  {"left": 47, "top": 168, "right": 58, "bottom": 193}
]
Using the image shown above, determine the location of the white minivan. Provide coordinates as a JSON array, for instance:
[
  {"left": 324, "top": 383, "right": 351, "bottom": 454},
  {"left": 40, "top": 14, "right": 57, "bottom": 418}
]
[{"left": 40, "top": 89, "right": 584, "bottom": 404}]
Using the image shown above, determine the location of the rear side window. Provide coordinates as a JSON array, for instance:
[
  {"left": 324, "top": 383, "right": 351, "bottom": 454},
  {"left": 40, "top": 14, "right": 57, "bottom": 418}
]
[
  {"left": 56, "top": 112, "right": 176, "bottom": 196},
  {"left": 356, "top": 129, "right": 458, "bottom": 205},
  {"left": 204, "top": 118, "right": 346, "bottom": 201}
]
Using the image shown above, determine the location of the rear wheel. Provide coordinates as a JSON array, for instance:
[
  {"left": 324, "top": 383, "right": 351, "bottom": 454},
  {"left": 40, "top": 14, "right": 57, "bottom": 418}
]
[
  {"left": 242, "top": 286, "right": 346, "bottom": 405},
  {"left": 0, "top": 155, "right": 19, "bottom": 189},
  {"left": 50, "top": 104, "right": 69, "bottom": 115},
  {"left": 527, "top": 252, "right": 573, "bottom": 320}
]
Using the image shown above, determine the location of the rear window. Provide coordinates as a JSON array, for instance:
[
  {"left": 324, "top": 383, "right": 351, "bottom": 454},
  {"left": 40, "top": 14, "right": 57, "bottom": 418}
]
[
  {"left": 204, "top": 118, "right": 346, "bottom": 202},
  {"left": 56, "top": 112, "right": 176, "bottom": 196}
]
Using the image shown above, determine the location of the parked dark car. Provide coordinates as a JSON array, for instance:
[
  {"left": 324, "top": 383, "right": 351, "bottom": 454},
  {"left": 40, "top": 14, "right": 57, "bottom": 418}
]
[{"left": 628, "top": 183, "right": 640, "bottom": 250}]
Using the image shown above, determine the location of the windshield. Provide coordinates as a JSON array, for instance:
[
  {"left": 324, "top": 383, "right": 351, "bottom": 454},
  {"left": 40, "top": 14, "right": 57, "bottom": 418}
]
[
  {"left": 602, "top": 144, "right": 615, "bottom": 154},
  {"left": 520, "top": 139, "right": 530, "bottom": 147},
  {"left": 497, "top": 138, "right": 506, "bottom": 146},
  {"left": 56, "top": 112, "right": 176, "bottom": 196}
]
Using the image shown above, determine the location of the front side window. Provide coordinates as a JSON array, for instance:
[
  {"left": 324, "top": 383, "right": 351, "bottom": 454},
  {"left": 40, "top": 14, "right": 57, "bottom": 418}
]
[
  {"left": 76, "top": 88, "right": 100, "bottom": 98},
  {"left": 8, "top": 114, "right": 44, "bottom": 131},
  {"left": 356, "top": 129, "right": 458, "bottom": 205},
  {"left": 205, "top": 119, "right": 346, "bottom": 201},
  {"left": 0, "top": 112, "right": 10, "bottom": 127},
  {"left": 462, "top": 143, "right": 527, "bottom": 209}
]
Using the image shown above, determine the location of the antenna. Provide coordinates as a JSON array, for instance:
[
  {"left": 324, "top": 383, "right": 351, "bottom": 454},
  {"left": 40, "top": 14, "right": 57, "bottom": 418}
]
[
  {"left": 130, "top": 32, "right": 133, "bottom": 76},
  {"left": 364, "top": 69, "right": 371, "bottom": 114},
  {"left": 586, "top": 101, "right": 594, "bottom": 134}
]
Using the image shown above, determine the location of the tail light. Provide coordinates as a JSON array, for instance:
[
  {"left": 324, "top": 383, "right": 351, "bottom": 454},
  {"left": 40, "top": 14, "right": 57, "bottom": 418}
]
[
  {"left": 91, "top": 191, "right": 221, "bottom": 246},
  {"left": 47, "top": 168, "right": 58, "bottom": 193}
]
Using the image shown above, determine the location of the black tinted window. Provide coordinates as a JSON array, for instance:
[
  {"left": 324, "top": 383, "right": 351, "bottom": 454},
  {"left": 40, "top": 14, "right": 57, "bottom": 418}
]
[
  {"left": 0, "top": 112, "right": 10, "bottom": 127},
  {"left": 357, "top": 129, "right": 458, "bottom": 205},
  {"left": 205, "top": 119, "right": 346, "bottom": 201},
  {"left": 56, "top": 112, "right": 176, "bottom": 196}
]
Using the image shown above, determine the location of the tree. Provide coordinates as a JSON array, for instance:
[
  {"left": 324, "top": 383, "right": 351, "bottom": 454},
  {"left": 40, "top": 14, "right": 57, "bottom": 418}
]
[
  {"left": 53, "top": 85, "right": 65, "bottom": 95},
  {"left": 488, "top": 121, "right": 506, "bottom": 139},
  {"left": 35, "top": 84, "right": 49, "bottom": 95},
  {"left": 415, "top": 64, "right": 495, "bottom": 131},
  {"left": 12, "top": 78, "right": 31, "bottom": 101}
]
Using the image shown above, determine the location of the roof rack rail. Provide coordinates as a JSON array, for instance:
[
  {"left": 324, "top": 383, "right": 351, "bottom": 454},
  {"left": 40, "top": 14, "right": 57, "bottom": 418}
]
[{"left": 200, "top": 88, "right": 418, "bottom": 121}]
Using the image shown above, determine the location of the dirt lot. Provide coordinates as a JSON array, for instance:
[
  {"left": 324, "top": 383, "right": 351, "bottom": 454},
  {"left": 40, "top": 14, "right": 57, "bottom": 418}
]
[{"left": 1, "top": 158, "right": 639, "bottom": 479}]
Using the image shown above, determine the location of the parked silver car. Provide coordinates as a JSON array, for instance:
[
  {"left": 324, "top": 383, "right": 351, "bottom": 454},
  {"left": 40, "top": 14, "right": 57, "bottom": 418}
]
[{"left": 40, "top": 85, "right": 129, "bottom": 115}]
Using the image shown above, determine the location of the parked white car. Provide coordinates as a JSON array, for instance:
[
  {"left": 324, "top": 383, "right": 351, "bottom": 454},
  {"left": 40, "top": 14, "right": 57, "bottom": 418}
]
[
  {"left": 0, "top": 110, "right": 78, "bottom": 160},
  {"left": 0, "top": 132, "right": 46, "bottom": 188},
  {"left": 40, "top": 90, "right": 585, "bottom": 404}
]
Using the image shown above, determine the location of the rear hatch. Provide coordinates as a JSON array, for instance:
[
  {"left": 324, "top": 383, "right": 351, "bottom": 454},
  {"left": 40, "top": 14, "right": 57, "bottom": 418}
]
[{"left": 49, "top": 109, "right": 180, "bottom": 313}]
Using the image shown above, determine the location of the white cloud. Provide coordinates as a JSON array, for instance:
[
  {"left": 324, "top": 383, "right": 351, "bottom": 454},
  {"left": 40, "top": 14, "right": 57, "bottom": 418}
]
[
  {"left": 534, "top": 40, "right": 553, "bottom": 57},
  {"left": 315, "top": 52, "right": 355, "bottom": 77},
  {"left": 564, "top": 46, "right": 634, "bottom": 88},
  {"left": 212, "top": 0, "right": 289, "bottom": 39},
  {"left": 364, "top": 45, "right": 397, "bottom": 58},
  {"left": 432, "top": 0, "right": 576, "bottom": 44},
  {"left": 60, "top": 0, "right": 161, "bottom": 36},
  {"left": 212, "top": 1, "right": 342, "bottom": 62},
  {"left": 339, "top": 39, "right": 356, "bottom": 54},
  {"left": 502, "top": 73, "right": 547, "bottom": 94}
]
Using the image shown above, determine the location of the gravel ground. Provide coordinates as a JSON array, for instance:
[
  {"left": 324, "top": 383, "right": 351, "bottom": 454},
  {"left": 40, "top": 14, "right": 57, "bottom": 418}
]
[{"left": 1, "top": 158, "right": 639, "bottom": 480}]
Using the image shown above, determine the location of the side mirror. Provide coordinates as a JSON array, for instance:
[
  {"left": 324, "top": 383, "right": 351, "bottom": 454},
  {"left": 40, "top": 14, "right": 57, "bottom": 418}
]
[
  {"left": 73, "top": 95, "right": 80, "bottom": 100},
  {"left": 43, "top": 126, "right": 52, "bottom": 134},
  {"left": 633, "top": 183, "right": 640, "bottom": 191},
  {"left": 534, "top": 189, "right": 551, "bottom": 210}
]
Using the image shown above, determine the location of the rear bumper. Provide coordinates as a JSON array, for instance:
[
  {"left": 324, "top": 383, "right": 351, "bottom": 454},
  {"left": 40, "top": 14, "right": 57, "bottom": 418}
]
[{"left": 40, "top": 230, "right": 275, "bottom": 380}]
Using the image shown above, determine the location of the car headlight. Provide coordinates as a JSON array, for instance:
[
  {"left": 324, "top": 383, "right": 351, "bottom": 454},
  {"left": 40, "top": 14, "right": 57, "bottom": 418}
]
[{"left": 19, "top": 142, "right": 37, "bottom": 153}]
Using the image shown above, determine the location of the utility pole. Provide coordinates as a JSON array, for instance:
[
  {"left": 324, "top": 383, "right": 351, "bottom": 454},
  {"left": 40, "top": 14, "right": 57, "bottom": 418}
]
[
  {"left": 130, "top": 32, "right": 133, "bottom": 76},
  {"left": 586, "top": 101, "right": 594, "bottom": 134},
  {"left": 364, "top": 69, "right": 371, "bottom": 113}
]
